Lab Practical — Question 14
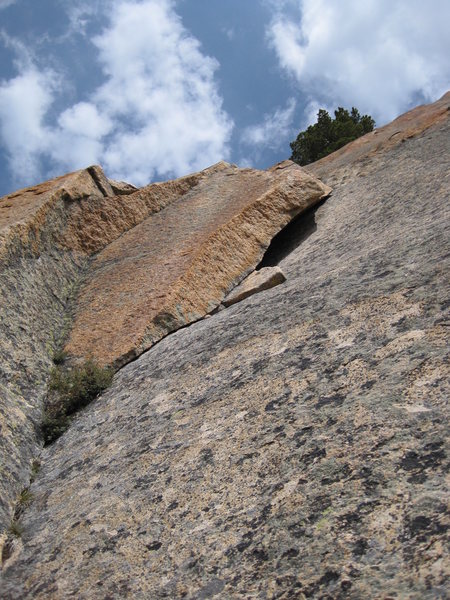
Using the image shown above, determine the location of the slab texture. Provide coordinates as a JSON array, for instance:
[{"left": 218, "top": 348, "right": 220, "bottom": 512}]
[
  {"left": 0, "top": 96, "right": 448, "bottom": 598},
  {"left": 0, "top": 162, "right": 250, "bottom": 536},
  {"left": 64, "top": 162, "right": 330, "bottom": 367},
  {"left": 0, "top": 159, "right": 328, "bottom": 542}
]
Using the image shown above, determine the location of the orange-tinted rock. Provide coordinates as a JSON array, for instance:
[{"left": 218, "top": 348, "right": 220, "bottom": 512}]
[
  {"left": 0, "top": 163, "right": 218, "bottom": 261},
  {"left": 58, "top": 164, "right": 225, "bottom": 255},
  {"left": 0, "top": 162, "right": 222, "bottom": 534},
  {"left": 0, "top": 167, "right": 107, "bottom": 262},
  {"left": 65, "top": 162, "right": 330, "bottom": 367}
]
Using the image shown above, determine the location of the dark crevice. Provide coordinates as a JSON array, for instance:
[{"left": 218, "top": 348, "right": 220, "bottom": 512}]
[
  {"left": 87, "top": 166, "right": 110, "bottom": 197},
  {"left": 258, "top": 197, "right": 327, "bottom": 268}
]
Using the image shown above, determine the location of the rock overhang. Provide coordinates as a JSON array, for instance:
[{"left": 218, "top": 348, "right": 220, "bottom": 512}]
[{"left": 62, "top": 160, "right": 331, "bottom": 367}]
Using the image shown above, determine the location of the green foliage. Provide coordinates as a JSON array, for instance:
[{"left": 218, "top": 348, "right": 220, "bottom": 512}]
[
  {"left": 41, "top": 413, "right": 70, "bottom": 447},
  {"left": 18, "top": 488, "right": 33, "bottom": 508},
  {"left": 42, "top": 359, "right": 114, "bottom": 445},
  {"left": 8, "top": 519, "right": 23, "bottom": 538},
  {"left": 52, "top": 348, "right": 68, "bottom": 365},
  {"left": 290, "top": 106, "right": 375, "bottom": 165}
]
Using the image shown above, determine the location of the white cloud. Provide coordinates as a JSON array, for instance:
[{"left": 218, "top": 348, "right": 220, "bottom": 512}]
[
  {"left": 0, "top": 0, "right": 233, "bottom": 188},
  {"left": 268, "top": 0, "right": 450, "bottom": 124},
  {"left": 0, "top": 68, "right": 57, "bottom": 180},
  {"left": 63, "top": 4, "right": 100, "bottom": 37},
  {"left": 58, "top": 102, "right": 112, "bottom": 139},
  {"left": 54, "top": 102, "right": 113, "bottom": 170},
  {"left": 0, "top": 0, "right": 16, "bottom": 9},
  {"left": 239, "top": 99, "right": 296, "bottom": 167},
  {"left": 0, "top": 30, "right": 34, "bottom": 70},
  {"left": 90, "top": 0, "right": 233, "bottom": 183},
  {"left": 241, "top": 99, "right": 296, "bottom": 149}
]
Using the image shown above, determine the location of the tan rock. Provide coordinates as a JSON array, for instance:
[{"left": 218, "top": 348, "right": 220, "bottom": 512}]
[
  {"left": 64, "top": 162, "right": 330, "bottom": 367},
  {"left": 58, "top": 163, "right": 226, "bottom": 255},
  {"left": 0, "top": 166, "right": 109, "bottom": 262},
  {"left": 223, "top": 266, "right": 286, "bottom": 307},
  {"left": 0, "top": 162, "right": 226, "bottom": 533},
  {"left": 0, "top": 162, "right": 221, "bottom": 261},
  {"left": 107, "top": 178, "right": 138, "bottom": 196}
]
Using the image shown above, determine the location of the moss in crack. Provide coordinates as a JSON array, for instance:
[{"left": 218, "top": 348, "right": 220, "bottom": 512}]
[
  {"left": 30, "top": 459, "right": 41, "bottom": 483},
  {"left": 8, "top": 519, "right": 24, "bottom": 538},
  {"left": 52, "top": 348, "right": 68, "bottom": 365},
  {"left": 18, "top": 488, "right": 33, "bottom": 509},
  {"left": 42, "top": 358, "right": 113, "bottom": 445},
  {"left": 2, "top": 485, "right": 34, "bottom": 566}
]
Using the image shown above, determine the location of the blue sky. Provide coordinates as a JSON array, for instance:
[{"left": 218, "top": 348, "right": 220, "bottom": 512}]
[{"left": 0, "top": 0, "right": 448, "bottom": 196}]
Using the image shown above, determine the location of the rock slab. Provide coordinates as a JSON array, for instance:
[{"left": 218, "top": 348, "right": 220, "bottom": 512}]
[
  {"left": 223, "top": 266, "right": 286, "bottom": 307},
  {"left": 0, "top": 163, "right": 231, "bottom": 536},
  {"left": 64, "top": 162, "right": 330, "bottom": 367},
  {"left": 0, "top": 158, "right": 329, "bottom": 540}
]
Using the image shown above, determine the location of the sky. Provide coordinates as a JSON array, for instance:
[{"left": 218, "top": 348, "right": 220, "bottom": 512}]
[{"left": 0, "top": 0, "right": 448, "bottom": 196}]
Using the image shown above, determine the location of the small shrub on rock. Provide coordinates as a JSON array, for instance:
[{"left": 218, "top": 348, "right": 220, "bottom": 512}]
[
  {"left": 42, "top": 358, "right": 113, "bottom": 445},
  {"left": 52, "top": 348, "right": 68, "bottom": 365},
  {"left": 8, "top": 519, "right": 23, "bottom": 538}
]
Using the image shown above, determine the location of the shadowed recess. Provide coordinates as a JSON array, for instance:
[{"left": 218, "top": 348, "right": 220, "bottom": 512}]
[{"left": 257, "top": 198, "right": 326, "bottom": 268}]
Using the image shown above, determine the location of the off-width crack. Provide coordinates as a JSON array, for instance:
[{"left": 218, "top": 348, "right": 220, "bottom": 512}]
[{"left": 258, "top": 196, "right": 327, "bottom": 269}]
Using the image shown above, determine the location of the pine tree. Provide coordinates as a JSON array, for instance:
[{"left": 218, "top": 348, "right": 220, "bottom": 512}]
[{"left": 290, "top": 106, "right": 375, "bottom": 165}]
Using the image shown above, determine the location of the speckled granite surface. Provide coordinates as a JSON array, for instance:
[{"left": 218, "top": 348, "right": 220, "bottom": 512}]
[
  {"left": 1, "top": 99, "right": 449, "bottom": 598},
  {"left": 0, "top": 164, "right": 206, "bottom": 538},
  {"left": 0, "top": 160, "right": 328, "bottom": 545}
]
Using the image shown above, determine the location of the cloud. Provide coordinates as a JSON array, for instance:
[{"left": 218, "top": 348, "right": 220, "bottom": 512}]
[
  {"left": 90, "top": 0, "right": 233, "bottom": 183},
  {"left": 268, "top": 0, "right": 450, "bottom": 124},
  {"left": 0, "top": 0, "right": 233, "bottom": 188},
  {"left": 241, "top": 99, "right": 296, "bottom": 149},
  {"left": 0, "top": 68, "right": 58, "bottom": 181},
  {"left": 0, "top": 0, "right": 16, "bottom": 9},
  {"left": 239, "top": 99, "right": 296, "bottom": 167},
  {"left": 54, "top": 102, "right": 113, "bottom": 170},
  {"left": 63, "top": 4, "right": 101, "bottom": 37}
]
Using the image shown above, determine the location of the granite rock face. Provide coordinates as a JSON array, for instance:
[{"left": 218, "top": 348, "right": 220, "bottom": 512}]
[
  {"left": 0, "top": 162, "right": 217, "bottom": 539},
  {"left": 65, "top": 162, "right": 330, "bottom": 368},
  {"left": 0, "top": 94, "right": 449, "bottom": 599},
  {"left": 0, "top": 159, "right": 329, "bottom": 541},
  {"left": 0, "top": 167, "right": 111, "bottom": 542}
]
